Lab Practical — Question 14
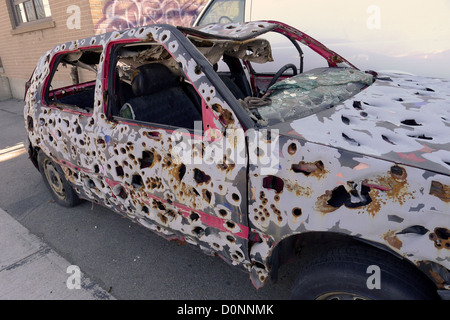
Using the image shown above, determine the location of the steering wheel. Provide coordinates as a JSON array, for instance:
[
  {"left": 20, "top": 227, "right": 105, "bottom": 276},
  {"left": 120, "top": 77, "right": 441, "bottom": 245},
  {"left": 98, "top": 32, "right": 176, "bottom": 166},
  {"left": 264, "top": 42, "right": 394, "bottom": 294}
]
[
  {"left": 266, "top": 64, "right": 298, "bottom": 91},
  {"left": 218, "top": 15, "right": 233, "bottom": 24}
]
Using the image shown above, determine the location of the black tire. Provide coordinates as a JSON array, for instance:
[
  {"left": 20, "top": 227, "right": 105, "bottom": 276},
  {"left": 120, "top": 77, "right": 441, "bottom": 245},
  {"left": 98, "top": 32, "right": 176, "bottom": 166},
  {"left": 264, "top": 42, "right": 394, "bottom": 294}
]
[
  {"left": 37, "top": 150, "right": 82, "bottom": 207},
  {"left": 291, "top": 242, "right": 439, "bottom": 300}
]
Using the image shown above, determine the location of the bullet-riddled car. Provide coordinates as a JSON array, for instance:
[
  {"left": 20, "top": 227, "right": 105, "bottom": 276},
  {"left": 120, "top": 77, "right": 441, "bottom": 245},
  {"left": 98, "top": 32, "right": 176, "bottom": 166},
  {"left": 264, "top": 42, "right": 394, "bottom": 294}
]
[{"left": 24, "top": 20, "right": 450, "bottom": 300}]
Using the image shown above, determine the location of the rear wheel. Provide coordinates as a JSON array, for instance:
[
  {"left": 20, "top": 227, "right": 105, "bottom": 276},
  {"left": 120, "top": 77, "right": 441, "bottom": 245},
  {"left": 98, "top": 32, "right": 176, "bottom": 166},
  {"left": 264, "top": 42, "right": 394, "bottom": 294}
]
[
  {"left": 291, "top": 242, "right": 438, "bottom": 300},
  {"left": 38, "top": 150, "right": 82, "bottom": 207}
]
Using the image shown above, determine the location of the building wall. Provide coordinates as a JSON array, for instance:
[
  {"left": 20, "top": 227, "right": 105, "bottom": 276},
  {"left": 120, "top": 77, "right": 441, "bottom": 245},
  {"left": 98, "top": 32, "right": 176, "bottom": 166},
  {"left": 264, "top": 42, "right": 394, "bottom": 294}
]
[
  {"left": 0, "top": 0, "right": 207, "bottom": 100},
  {"left": 0, "top": 0, "right": 100, "bottom": 99}
]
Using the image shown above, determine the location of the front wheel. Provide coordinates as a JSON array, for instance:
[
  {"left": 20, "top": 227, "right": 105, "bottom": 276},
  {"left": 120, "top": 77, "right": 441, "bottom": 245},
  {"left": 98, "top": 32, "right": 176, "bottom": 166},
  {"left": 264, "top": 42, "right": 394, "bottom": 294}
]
[
  {"left": 38, "top": 150, "right": 82, "bottom": 207},
  {"left": 291, "top": 242, "right": 438, "bottom": 300}
]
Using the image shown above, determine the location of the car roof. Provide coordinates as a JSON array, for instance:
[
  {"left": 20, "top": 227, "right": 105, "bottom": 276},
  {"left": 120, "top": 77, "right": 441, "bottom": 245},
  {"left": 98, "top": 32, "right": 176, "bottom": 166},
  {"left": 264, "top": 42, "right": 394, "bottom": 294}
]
[{"left": 178, "top": 21, "right": 279, "bottom": 41}]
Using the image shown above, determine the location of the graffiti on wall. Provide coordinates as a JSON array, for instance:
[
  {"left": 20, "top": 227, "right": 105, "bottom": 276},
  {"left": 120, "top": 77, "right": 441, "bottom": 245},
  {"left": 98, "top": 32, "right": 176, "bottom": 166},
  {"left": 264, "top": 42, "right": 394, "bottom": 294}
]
[{"left": 95, "top": 0, "right": 208, "bottom": 34}]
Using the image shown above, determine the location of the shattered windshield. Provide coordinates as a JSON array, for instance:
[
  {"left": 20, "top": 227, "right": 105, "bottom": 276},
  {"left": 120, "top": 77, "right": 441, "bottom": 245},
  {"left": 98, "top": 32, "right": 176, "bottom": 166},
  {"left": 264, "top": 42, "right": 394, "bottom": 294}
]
[{"left": 243, "top": 68, "right": 374, "bottom": 126}]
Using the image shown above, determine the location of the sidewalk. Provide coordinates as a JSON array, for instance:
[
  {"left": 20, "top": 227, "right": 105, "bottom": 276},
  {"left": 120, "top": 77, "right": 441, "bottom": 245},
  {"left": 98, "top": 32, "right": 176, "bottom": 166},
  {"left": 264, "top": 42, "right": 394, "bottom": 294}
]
[{"left": 0, "top": 207, "right": 115, "bottom": 300}]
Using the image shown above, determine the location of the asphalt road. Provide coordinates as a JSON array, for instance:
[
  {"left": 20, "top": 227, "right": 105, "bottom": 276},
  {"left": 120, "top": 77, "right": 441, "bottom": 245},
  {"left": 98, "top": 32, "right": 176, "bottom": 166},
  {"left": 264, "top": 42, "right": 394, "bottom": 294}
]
[{"left": 0, "top": 98, "right": 299, "bottom": 300}]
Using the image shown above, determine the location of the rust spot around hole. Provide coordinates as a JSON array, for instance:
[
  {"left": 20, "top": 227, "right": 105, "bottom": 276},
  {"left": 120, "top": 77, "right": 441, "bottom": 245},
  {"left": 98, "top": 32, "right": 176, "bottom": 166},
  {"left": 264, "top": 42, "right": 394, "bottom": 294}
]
[
  {"left": 287, "top": 143, "right": 297, "bottom": 155},
  {"left": 383, "top": 230, "right": 403, "bottom": 250},
  {"left": 430, "top": 181, "right": 450, "bottom": 203},
  {"left": 291, "top": 160, "right": 325, "bottom": 178}
]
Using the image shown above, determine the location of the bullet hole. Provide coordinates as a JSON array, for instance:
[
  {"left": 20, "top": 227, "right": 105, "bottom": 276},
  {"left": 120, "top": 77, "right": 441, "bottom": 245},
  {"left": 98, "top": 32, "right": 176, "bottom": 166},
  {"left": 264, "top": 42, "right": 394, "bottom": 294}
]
[
  {"left": 408, "top": 134, "right": 433, "bottom": 141},
  {"left": 76, "top": 125, "right": 82, "bottom": 135},
  {"left": 397, "top": 225, "right": 428, "bottom": 235},
  {"left": 226, "top": 221, "right": 235, "bottom": 229},
  {"left": 48, "top": 134, "right": 53, "bottom": 142},
  {"left": 262, "top": 175, "right": 284, "bottom": 193},
  {"left": 114, "top": 185, "right": 127, "bottom": 199},
  {"left": 219, "top": 109, "right": 234, "bottom": 127},
  {"left": 172, "top": 164, "right": 184, "bottom": 182},
  {"left": 203, "top": 189, "right": 211, "bottom": 203},
  {"left": 194, "top": 65, "right": 202, "bottom": 75},
  {"left": 194, "top": 168, "right": 211, "bottom": 184},
  {"left": 425, "top": 87, "right": 435, "bottom": 92},
  {"left": 429, "top": 228, "right": 450, "bottom": 249},
  {"left": 86, "top": 179, "right": 96, "bottom": 188},
  {"left": 429, "top": 181, "right": 450, "bottom": 202},
  {"left": 158, "top": 214, "right": 168, "bottom": 224},
  {"left": 131, "top": 174, "right": 144, "bottom": 188},
  {"left": 327, "top": 184, "right": 372, "bottom": 209},
  {"left": 189, "top": 212, "right": 200, "bottom": 221},
  {"left": 192, "top": 226, "right": 205, "bottom": 237},
  {"left": 341, "top": 115, "right": 350, "bottom": 125},
  {"left": 211, "top": 103, "right": 221, "bottom": 113},
  {"left": 139, "top": 150, "right": 154, "bottom": 169},
  {"left": 27, "top": 116, "right": 33, "bottom": 131},
  {"left": 226, "top": 235, "right": 235, "bottom": 243},
  {"left": 154, "top": 200, "right": 166, "bottom": 211},
  {"left": 434, "top": 228, "right": 450, "bottom": 239},
  {"left": 291, "top": 161, "right": 324, "bottom": 176},
  {"left": 231, "top": 193, "right": 240, "bottom": 202},
  {"left": 292, "top": 208, "right": 302, "bottom": 217},
  {"left": 390, "top": 165, "right": 407, "bottom": 180},
  {"left": 93, "top": 164, "right": 100, "bottom": 173},
  {"left": 120, "top": 147, "right": 126, "bottom": 154},
  {"left": 144, "top": 131, "right": 161, "bottom": 140},
  {"left": 382, "top": 135, "right": 396, "bottom": 145},
  {"left": 401, "top": 119, "right": 422, "bottom": 126},
  {"left": 353, "top": 101, "right": 363, "bottom": 110},
  {"left": 115, "top": 165, "right": 124, "bottom": 177},
  {"left": 218, "top": 209, "right": 227, "bottom": 217},
  {"left": 287, "top": 143, "right": 297, "bottom": 155},
  {"left": 232, "top": 250, "right": 244, "bottom": 260},
  {"left": 342, "top": 133, "right": 360, "bottom": 146}
]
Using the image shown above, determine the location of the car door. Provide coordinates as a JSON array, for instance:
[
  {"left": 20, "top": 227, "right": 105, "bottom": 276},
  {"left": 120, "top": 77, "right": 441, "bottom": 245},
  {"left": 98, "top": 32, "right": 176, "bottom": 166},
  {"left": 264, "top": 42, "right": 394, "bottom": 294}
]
[
  {"left": 40, "top": 47, "right": 102, "bottom": 185},
  {"left": 97, "top": 27, "right": 252, "bottom": 272}
]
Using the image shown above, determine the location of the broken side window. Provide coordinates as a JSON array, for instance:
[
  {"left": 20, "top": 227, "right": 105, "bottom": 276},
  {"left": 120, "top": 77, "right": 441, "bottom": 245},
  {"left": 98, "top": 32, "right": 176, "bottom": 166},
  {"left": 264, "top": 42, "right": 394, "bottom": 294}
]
[
  {"left": 111, "top": 43, "right": 202, "bottom": 130},
  {"left": 46, "top": 48, "right": 101, "bottom": 113}
]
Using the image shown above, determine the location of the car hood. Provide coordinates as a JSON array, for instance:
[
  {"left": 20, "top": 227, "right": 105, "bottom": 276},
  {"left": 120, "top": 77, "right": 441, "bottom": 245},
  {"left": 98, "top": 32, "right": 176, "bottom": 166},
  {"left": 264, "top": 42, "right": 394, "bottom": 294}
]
[{"left": 286, "top": 72, "right": 450, "bottom": 175}]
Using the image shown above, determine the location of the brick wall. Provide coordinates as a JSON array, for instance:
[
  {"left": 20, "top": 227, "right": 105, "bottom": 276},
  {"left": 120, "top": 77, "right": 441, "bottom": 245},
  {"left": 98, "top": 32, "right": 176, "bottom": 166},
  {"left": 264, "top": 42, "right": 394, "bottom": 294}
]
[
  {"left": 0, "top": 0, "right": 97, "bottom": 99},
  {"left": 0, "top": 0, "right": 207, "bottom": 99}
]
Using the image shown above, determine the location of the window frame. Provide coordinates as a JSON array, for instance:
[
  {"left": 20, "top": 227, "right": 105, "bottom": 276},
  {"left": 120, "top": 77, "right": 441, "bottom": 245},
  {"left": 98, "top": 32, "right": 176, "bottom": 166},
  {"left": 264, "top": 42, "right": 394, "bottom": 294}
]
[
  {"left": 106, "top": 41, "right": 204, "bottom": 132},
  {"left": 9, "top": 0, "right": 53, "bottom": 31},
  {"left": 42, "top": 47, "right": 103, "bottom": 117}
]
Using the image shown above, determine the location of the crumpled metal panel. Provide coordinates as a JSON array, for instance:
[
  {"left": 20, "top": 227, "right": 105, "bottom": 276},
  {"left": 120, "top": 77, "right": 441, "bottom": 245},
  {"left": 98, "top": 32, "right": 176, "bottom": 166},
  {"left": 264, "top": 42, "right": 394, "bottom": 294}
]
[
  {"left": 179, "top": 21, "right": 278, "bottom": 41},
  {"left": 248, "top": 133, "right": 450, "bottom": 288}
]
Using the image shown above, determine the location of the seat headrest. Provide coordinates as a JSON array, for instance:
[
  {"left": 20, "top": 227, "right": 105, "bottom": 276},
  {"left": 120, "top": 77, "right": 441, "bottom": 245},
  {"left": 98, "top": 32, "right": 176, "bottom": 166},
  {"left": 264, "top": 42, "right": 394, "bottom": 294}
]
[{"left": 131, "top": 63, "right": 179, "bottom": 97}]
